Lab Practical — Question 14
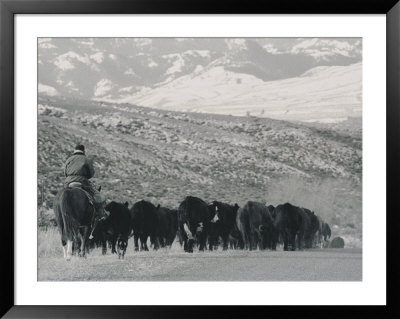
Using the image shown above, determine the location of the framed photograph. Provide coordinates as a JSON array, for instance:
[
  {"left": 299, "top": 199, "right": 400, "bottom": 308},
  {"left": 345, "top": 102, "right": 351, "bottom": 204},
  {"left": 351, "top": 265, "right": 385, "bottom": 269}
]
[{"left": 1, "top": 0, "right": 398, "bottom": 317}]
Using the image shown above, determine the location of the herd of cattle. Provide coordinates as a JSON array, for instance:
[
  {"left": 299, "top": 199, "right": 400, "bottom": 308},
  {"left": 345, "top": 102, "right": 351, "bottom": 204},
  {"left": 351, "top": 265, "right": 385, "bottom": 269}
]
[{"left": 89, "top": 196, "right": 334, "bottom": 259}]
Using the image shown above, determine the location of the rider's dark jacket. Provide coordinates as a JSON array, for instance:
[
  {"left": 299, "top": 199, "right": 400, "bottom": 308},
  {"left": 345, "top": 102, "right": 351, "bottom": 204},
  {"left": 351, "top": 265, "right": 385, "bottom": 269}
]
[{"left": 64, "top": 151, "right": 95, "bottom": 186}]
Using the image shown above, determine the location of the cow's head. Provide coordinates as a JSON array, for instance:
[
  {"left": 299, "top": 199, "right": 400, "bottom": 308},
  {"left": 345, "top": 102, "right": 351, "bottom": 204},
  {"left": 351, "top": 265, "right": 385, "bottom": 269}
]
[{"left": 104, "top": 201, "right": 116, "bottom": 213}]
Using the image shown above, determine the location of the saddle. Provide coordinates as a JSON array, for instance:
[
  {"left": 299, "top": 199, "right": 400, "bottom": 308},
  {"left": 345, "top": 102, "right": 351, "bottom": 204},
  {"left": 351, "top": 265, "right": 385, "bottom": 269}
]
[{"left": 67, "top": 182, "right": 94, "bottom": 206}]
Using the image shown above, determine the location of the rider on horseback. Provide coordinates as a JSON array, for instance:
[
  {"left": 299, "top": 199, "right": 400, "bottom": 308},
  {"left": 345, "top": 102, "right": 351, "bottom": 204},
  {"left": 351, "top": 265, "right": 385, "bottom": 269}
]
[{"left": 64, "top": 144, "right": 106, "bottom": 220}]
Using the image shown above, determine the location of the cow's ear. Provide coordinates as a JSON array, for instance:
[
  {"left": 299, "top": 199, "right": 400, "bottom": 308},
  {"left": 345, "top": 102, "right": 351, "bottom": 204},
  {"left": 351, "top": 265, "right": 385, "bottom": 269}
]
[
  {"left": 157, "top": 204, "right": 160, "bottom": 209},
  {"left": 124, "top": 201, "right": 129, "bottom": 207},
  {"left": 234, "top": 203, "right": 239, "bottom": 208},
  {"left": 98, "top": 186, "right": 102, "bottom": 192}
]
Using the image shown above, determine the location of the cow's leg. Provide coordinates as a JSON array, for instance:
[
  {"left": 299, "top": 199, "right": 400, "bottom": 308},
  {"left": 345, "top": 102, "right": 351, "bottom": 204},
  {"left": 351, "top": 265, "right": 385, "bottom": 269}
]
[
  {"left": 319, "top": 232, "right": 323, "bottom": 248},
  {"left": 283, "top": 236, "right": 288, "bottom": 251},
  {"left": 208, "top": 236, "right": 214, "bottom": 251},
  {"left": 298, "top": 233, "right": 304, "bottom": 250},
  {"left": 111, "top": 235, "right": 117, "bottom": 254},
  {"left": 240, "top": 229, "right": 247, "bottom": 250},
  {"left": 122, "top": 236, "right": 128, "bottom": 258},
  {"left": 101, "top": 233, "right": 107, "bottom": 255},
  {"left": 133, "top": 234, "right": 139, "bottom": 251},
  {"left": 199, "top": 230, "right": 207, "bottom": 251},
  {"left": 237, "top": 236, "right": 244, "bottom": 250},
  {"left": 257, "top": 231, "right": 264, "bottom": 251},
  {"left": 152, "top": 234, "right": 160, "bottom": 250},
  {"left": 222, "top": 233, "right": 229, "bottom": 251},
  {"left": 158, "top": 237, "right": 164, "bottom": 248},
  {"left": 72, "top": 240, "right": 77, "bottom": 256},
  {"left": 271, "top": 231, "right": 277, "bottom": 251},
  {"left": 292, "top": 233, "right": 298, "bottom": 251},
  {"left": 182, "top": 223, "right": 194, "bottom": 253},
  {"left": 187, "top": 239, "right": 194, "bottom": 253},
  {"left": 249, "top": 229, "right": 256, "bottom": 251},
  {"left": 142, "top": 235, "right": 149, "bottom": 251},
  {"left": 179, "top": 224, "right": 190, "bottom": 252},
  {"left": 177, "top": 231, "right": 183, "bottom": 246}
]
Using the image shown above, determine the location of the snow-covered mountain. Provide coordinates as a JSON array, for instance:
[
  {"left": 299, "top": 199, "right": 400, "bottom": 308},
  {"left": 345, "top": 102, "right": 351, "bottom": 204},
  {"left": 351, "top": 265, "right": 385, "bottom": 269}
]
[
  {"left": 38, "top": 38, "right": 362, "bottom": 122},
  {"left": 116, "top": 62, "right": 361, "bottom": 123}
]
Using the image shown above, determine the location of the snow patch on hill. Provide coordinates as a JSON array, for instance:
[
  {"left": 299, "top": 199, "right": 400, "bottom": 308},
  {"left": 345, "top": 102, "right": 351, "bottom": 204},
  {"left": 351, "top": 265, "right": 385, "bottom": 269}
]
[
  {"left": 94, "top": 79, "right": 113, "bottom": 97},
  {"left": 117, "top": 62, "right": 361, "bottom": 123},
  {"left": 54, "top": 51, "right": 91, "bottom": 70},
  {"left": 39, "top": 84, "right": 59, "bottom": 96}
]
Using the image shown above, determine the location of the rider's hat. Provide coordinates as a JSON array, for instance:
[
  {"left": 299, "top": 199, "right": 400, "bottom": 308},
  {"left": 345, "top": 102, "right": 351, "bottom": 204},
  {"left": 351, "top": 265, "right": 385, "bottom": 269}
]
[{"left": 74, "top": 144, "right": 85, "bottom": 154}]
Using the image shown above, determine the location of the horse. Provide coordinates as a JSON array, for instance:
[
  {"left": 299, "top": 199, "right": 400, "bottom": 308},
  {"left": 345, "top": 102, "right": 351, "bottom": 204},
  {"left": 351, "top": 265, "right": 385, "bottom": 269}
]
[{"left": 53, "top": 186, "right": 95, "bottom": 260}]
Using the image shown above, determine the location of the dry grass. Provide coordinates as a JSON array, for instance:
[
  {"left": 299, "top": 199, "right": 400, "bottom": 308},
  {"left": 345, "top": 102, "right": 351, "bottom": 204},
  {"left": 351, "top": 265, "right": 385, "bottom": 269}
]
[{"left": 38, "top": 227, "right": 64, "bottom": 258}]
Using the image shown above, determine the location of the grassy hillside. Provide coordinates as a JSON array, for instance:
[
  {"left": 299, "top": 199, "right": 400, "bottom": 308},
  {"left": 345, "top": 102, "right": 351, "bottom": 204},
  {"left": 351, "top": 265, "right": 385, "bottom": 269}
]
[{"left": 38, "top": 96, "right": 362, "bottom": 246}]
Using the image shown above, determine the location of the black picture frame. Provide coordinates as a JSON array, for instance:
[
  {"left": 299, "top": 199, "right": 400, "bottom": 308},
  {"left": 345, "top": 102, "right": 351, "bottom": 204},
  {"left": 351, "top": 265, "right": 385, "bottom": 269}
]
[{"left": 1, "top": 0, "right": 399, "bottom": 317}]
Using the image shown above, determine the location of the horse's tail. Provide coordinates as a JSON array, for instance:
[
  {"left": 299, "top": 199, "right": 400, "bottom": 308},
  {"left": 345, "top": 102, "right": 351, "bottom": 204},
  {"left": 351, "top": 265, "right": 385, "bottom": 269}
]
[{"left": 59, "top": 189, "right": 79, "bottom": 241}]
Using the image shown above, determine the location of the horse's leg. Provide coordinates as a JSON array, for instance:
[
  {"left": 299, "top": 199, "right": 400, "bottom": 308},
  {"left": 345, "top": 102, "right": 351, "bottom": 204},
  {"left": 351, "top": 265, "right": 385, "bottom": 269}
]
[
  {"left": 79, "top": 227, "right": 89, "bottom": 258},
  {"left": 61, "top": 231, "right": 68, "bottom": 259},
  {"left": 62, "top": 239, "right": 67, "bottom": 259},
  {"left": 66, "top": 239, "right": 73, "bottom": 260}
]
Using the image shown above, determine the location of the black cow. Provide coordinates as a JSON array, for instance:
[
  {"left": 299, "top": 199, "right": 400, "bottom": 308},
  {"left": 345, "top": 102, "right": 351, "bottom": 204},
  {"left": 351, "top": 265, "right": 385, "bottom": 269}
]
[
  {"left": 329, "top": 236, "right": 344, "bottom": 248},
  {"left": 236, "top": 201, "right": 274, "bottom": 251},
  {"left": 155, "top": 205, "right": 178, "bottom": 247},
  {"left": 303, "top": 208, "right": 319, "bottom": 248},
  {"left": 178, "top": 196, "right": 216, "bottom": 253},
  {"left": 90, "top": 201, "right": 131, "bottom": 259},
  {"left": 273, "top": 203, "right": 311, "bottom": 251},
  {"left": 88, "top": 216, "right": 111, "bottom": 254},
  {"left": 130, "top": 200, "right": 159, "bottom": 251},
  {"left": 210, "top": 201, "right": 240, "bottom": 250}
]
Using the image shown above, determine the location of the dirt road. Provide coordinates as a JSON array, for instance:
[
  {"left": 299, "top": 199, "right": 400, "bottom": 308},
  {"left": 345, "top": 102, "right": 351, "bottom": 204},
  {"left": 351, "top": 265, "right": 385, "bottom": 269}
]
[{"left": 38, "top": 247, "right": 362, "bottom": 281}]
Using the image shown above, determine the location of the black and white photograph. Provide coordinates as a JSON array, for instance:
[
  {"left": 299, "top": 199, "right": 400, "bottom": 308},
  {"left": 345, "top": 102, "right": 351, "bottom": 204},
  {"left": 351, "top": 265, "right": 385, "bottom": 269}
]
[{"left": 37, "top": 37, "right": 362, "bottom": 282}]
